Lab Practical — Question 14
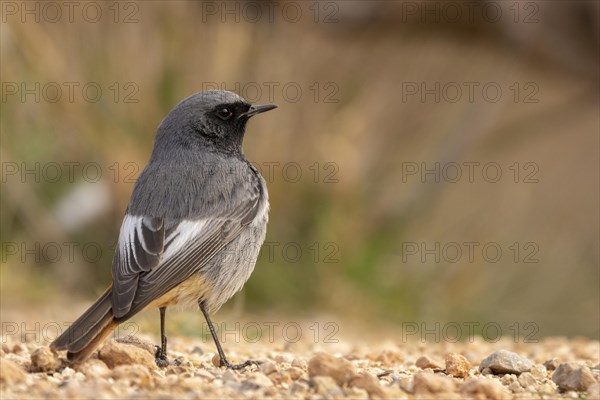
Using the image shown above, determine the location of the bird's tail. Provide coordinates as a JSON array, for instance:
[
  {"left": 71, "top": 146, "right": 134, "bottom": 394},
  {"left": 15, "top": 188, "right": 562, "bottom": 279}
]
[{"left": 50, "top": 286, "right": 117, "bottom": 363}]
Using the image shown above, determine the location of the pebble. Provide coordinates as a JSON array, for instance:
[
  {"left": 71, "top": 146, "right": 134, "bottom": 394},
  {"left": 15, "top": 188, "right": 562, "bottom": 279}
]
[
  {"left": 538, "top": 381, "right": 558, "bottom": 394},
  {"left": 415, "top": 355, "right": 443, "bottom": 370},
  {"left": 115, "top": 337, "right": 156, "bottom": 355},
  {"left": 75, "top": 359, "right": 111, "bottom": 379},
  {"left": 396, "top": 375, "right": 413, "bottom": 393},
  {"left": 225, "top": 380, "right": 243, "bottom": 391},
  {"left": 98, "top": 340, "right": 156, "bottom": 370},
  {"left": 529, "top": 364, "right": 547, "bottom": 380},
  {"left": 461, "top": 377, "right": 511, "bottom": 400},
  {"left": 412, "top": 372, "right": 456, "bottom": 395},
  {"left": 0, "top": 335, "right": 597, "bottom": 399},
  {"left": 273, "top": 353, "right": 294, "bottom": 364},
  {"left": 376, "top": 350, "right": 404, "bottom": 364},
  {"left": 343, "top": 386, "right": 370, "bottom": 398},
  {"left": 587, "top": 382, "right": 600, "bottom": 398},
  {"left": 211, "top": 353, "right": 221, "bottom": 367},
  {"left": 260, "top": 360, "right": 277, "bottom": 375},
  {"left": 12, "top": 344, "right": 25, "bottom": 354},
  {"left": 286, "top": 366, "right": 305, "bottom": 381},
  {"left": 6, "top": 355, "right": 31, "bottom": 374},
  {"left": 307, "top": 352, "right": 357, "bottom": 386},
  {"left": 478, "top": 350, "right": 534, "bottom": 375},
  {"left": 30, "top": 347, "right": 61, "bottom": 372},
  {"left": 165, "top": 365, "right": 192, "bottom": 377},
  {"left": 310, "top": 376, "right": 344, "bottom": 398},
  {"left": 267, "top": 371, "right": 292, "bottom": 385},
  {"left": 290, "top": 381, "right": 309, "bottom": 393},
  {"left": 345, "top": 353, "right": 362, "bottom": 361},
  {"left": 348, "top": 373, "right": 386, "bottom": 398},
  {"left": 445, "top": 353, "right": 471, "bottom": 378},
  {"left": 500, "top": 374, "right": 517, "bottom": 386},
  {"left": 544, "top": 358, "right": 561, "bottom": 370},
  {"left": 247, "top": 372, "right": 273, "bottom": 387},
  {"left": 0, "top": 358, "right": 27, "bottom": 384},
  {"left": 179, "top": 376, "right": 207, "bottom": 391},
  {"left": 517, "top": 372, "right": 537, "bottom": 388},
  {"left": 111, "top": 364, "right": 152, "bottom": 386},
  {"left": 551, "top": 362, "right": 596, "bottom": 392},
  {"left": 291, "top": 357, "right": 307, "bottom": 369},
  {"left": 463, "top": 351, "right": 479, "bottom": 364},
  {"left": 194, "top": 369, "right": 216, "bottom": 381},
  {"left": 221, "top": 369, "right": 238, "bottom": 382},
  {"left": 61, "top": 367, "right": 76, "bottom": 378},
  {"left": 73, "top": 372, "right": 85, "bottom": 381},
  {"left": 508, "top": 380, "right": 523, "bottom": 393},
  {"left": 58, "top": 378, "right": 80, "bottom": 390}
]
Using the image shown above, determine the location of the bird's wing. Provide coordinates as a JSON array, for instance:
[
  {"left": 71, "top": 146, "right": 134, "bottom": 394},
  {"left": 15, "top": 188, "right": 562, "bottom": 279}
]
[{"left": 110, "top": 187, "right": 262, "bottom": 320}]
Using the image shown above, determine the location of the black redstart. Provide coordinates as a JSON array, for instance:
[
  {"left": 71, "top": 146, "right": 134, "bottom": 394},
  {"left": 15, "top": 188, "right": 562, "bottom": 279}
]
[{"left": 51, "top": 90, "right": 277, "bottom": 369}]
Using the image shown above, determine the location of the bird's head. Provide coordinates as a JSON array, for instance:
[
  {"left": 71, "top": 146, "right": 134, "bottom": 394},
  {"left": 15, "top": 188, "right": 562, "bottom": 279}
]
[{"left": 155, "top": 90, "right": 277, "bottom": 154}]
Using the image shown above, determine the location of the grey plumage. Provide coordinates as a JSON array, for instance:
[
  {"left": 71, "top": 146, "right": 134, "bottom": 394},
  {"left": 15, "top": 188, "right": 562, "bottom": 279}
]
[{"left": 51, "top": 90, "right": 276, "bottom": 364}]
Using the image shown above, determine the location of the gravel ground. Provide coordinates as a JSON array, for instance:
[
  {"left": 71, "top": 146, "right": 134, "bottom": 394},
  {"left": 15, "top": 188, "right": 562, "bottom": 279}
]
[{"left": 0, "top": 331, "right": 598, "bottom": 399}]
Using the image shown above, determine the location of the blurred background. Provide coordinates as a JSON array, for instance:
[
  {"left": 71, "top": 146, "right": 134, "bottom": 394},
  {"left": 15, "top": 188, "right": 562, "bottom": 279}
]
[{"left": 1, "top": 1, "right": 598, "bottom": 342}]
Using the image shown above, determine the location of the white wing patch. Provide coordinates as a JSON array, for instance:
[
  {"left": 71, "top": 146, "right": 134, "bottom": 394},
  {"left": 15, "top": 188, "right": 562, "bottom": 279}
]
[
  {"left": 117, "top": 216, "right": 213, "bottom": 273},
  {"left": 162, "top": 219, "right": 208, "bottom": 262},
  {"left": 118, "top": 214, "right": 139, "bottom": 275}
]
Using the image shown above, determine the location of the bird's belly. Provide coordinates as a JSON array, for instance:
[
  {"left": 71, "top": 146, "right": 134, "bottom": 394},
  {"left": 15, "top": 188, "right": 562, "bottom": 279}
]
[
  {"left": 149, "top": 273, "right": 211, "bottom": 310},
  {"left": 151, "top": 199, "right": 269, "bottom": 313}
]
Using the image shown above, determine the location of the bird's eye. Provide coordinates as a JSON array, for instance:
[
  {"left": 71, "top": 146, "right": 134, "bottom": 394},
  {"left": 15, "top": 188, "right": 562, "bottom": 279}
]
[{"left": 217, "top": 108, "right": 233, "bottom": 120}]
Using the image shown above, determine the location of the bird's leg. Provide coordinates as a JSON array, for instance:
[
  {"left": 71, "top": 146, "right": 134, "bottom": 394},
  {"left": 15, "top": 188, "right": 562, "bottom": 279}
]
[
  {"left": 155, "top": 306, "right": 170, "bottom": 368},
  {"left": 199, "top": 300, "right": 261, "bottom": 370}
]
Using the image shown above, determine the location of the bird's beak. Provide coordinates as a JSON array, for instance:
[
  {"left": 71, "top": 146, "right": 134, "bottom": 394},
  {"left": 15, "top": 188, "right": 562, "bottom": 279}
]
[{"left": 239, "top": 104, "right": 278, "bottom": 119}]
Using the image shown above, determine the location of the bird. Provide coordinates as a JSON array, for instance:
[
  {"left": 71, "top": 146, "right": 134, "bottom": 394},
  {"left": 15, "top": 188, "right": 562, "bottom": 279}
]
[{"left": 51, "top": 90, "right": 277, "bottom": 369}]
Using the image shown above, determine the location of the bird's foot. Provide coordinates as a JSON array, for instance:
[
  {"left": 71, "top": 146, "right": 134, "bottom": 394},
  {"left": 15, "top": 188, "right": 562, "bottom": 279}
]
[
  {"left": 221, "top": 358, "right": 262, "bottom": 370},
  {"left": 155, "top": 345, "right": 170, "bottom": 368}
]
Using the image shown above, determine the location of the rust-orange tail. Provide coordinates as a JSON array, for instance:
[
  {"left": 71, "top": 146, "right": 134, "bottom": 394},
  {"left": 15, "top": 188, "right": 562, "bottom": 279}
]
[{"left": 51, "top": 287, "right": 117, "bottom": 363}]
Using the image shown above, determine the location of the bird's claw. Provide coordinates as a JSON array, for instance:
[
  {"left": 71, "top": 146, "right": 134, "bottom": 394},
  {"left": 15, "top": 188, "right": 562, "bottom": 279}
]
[
  {"left": 155, "top": 345, "right": 170, "bottom": 368},
  {"left": 221, "top": 358, "right": 262, "bottom": 370}
]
